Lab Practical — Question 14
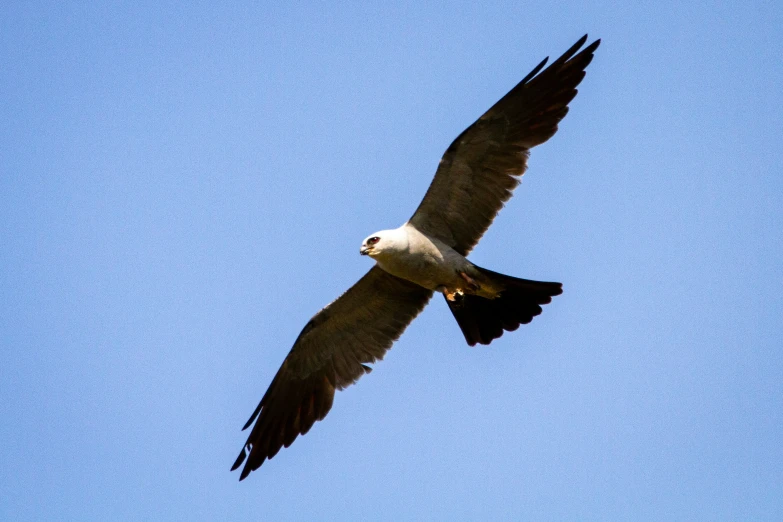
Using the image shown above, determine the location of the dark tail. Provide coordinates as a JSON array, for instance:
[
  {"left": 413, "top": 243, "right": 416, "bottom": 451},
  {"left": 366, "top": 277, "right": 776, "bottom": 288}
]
[{"left": 446, "top": 267, "right": 562, "bottom": 346}]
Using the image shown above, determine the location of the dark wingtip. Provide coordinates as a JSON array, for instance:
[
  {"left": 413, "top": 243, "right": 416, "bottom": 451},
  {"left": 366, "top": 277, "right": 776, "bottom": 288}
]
[
  {"left": 241, "top": 398, "right": 266, "bottom": 431},
  {"left": 231, "top": 447, "right": 247, "bottom": 472},
  {"left": 566, "top": 34, "right": 589, "bottom": 56},
  {"left": 584, "top": 37, "right": 601, "bottom": 54},
  {"left": 239, "top": 459, "right": 257, "bottom": 481},
  {"left": 544, "top": 33, "right": 593, "bottom": 71},
  {"left": 521, "top": 56, "right": 549, "bottom": 84}
]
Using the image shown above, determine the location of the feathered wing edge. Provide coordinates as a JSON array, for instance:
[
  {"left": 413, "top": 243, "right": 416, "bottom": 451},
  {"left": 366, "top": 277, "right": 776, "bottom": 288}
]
[
  {"left": 408, "top": 35, "right": 601, "bottom": 255},
  {"left": 232, "top": 267, "right": 432, "bottom": 480}
]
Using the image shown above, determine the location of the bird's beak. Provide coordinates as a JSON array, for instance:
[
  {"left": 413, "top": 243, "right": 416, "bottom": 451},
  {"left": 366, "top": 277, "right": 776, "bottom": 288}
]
[{"left": 360, "top": 246, "right": 371, "bottom": 256}]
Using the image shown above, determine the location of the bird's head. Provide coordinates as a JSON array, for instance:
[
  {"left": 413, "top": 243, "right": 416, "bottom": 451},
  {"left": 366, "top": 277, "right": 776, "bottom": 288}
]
[{"left": 360, "top": 228, "right": 407, "bottom": 258}]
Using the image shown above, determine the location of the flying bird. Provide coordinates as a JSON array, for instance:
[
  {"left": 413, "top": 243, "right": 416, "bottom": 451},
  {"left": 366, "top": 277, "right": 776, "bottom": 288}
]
[{"left": 232, "top": 35, "right": 600, "bottom": 480}]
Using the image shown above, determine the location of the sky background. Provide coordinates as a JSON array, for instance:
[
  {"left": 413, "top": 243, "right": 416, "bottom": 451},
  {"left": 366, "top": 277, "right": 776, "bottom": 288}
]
[{"left": 2, "top": 1, "right": 782, "bottom": 520}]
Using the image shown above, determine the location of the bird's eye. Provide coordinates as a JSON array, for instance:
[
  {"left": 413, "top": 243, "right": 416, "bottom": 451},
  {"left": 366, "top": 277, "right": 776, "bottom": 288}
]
[{"left": 368, "top": 237, "right": 380, "bottom": 245}]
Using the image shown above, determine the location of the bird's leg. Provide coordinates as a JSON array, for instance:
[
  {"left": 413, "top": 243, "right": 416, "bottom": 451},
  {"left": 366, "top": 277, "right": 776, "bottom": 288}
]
[{"left": 458, "top": 271, "right": 481, "bottom": 292}]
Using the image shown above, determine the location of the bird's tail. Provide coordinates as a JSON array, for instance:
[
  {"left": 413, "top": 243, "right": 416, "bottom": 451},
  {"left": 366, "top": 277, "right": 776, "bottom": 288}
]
[{"left": 445, "top": 266, "right": 562, "bottom": 346}]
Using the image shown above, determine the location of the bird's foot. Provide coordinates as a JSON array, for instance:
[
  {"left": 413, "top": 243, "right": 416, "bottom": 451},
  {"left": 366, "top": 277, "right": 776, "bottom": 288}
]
[
  {"left": 437, "top": 285, "right": 464, "bottom": 302},
  {"left": 447, "top": 289, "right": 465, "bottom": 302}
]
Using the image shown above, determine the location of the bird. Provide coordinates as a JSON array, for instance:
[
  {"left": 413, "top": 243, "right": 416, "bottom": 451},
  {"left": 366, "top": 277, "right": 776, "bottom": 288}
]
[{"left": 232, "top": 35, "right": 600, "bottom": 480}]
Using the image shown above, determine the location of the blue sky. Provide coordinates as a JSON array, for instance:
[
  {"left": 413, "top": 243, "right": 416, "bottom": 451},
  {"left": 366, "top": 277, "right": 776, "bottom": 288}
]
[{"left": 2, "top": 1, "right": 781, "bottom": 520}]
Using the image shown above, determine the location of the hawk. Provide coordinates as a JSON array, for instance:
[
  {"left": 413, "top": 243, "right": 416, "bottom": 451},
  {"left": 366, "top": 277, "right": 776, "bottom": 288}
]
[{"left": 232, "top": 35, "right": 600, "bottom": 480}]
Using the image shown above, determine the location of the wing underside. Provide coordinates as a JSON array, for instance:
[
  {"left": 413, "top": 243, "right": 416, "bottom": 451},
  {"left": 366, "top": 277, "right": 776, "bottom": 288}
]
[
  {"left": 232, "top": 266, "right": 432, "bottom": 480},
  {"left": 409, "top": 35, "right": 601, "bottom": 255}
]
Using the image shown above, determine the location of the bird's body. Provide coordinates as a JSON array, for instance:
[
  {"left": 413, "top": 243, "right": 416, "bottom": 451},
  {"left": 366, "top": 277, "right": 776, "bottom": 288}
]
[
  {"left": 362, "top": 224, "right": 498, "bottom": 299},
  {"left": 232, "top": 35, "right": 601, "bottom": 480}
]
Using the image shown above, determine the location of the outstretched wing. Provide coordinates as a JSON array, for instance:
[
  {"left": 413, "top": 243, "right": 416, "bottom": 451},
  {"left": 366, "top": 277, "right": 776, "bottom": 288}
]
[
  {"left": 409, "top": 35, "right": 600, "bottom": 255},
  {"left": 231, "top": 266, "right": 432, "bottom": 480}
]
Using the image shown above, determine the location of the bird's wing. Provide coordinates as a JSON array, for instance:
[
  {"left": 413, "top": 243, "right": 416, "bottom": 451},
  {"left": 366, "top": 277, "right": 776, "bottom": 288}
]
[
  {"left": 231, "top": 266, "right": 432, "bottom": 480},
  {"left": 408, "top": 35, "right": 600, "bottom": 255}
]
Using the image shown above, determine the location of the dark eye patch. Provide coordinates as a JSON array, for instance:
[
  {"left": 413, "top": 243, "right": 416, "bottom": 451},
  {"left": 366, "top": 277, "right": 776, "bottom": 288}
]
[{"left": 368, "top": 237, "right": 380, "bottom": 245}]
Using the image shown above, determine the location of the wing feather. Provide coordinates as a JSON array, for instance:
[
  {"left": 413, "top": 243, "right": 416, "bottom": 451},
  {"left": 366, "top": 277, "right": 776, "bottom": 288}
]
[
  {"left": 232, "top": 266, "right": 432, "bottom": 480},
  {"left": 409, "top": 36, "right": 600, "bottom": 255}
]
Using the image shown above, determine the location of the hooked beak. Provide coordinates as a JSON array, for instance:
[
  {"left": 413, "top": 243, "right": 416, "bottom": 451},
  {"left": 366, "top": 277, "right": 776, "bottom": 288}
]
[{"left": 360, "top": 246, "right": 372, "bottom": 256}]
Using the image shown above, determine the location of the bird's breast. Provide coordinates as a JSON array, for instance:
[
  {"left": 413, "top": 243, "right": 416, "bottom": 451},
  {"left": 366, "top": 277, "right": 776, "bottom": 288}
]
[{"left": 375, "top": 238, "right": 470, "bottom": 292}]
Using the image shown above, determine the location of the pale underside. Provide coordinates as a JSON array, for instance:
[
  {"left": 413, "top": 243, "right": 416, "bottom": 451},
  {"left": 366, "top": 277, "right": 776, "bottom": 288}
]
[{"left": 370, "top": 223, "right": 505, "bottom": 300}]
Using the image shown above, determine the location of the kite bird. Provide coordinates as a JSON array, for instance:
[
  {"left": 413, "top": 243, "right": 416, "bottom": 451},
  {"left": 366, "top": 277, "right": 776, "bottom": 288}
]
[{"left": 232, "top": 35, "right": 600, "bottom": 480}]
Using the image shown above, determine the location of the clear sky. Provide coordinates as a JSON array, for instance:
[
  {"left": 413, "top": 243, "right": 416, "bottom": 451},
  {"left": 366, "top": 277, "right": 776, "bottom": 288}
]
[{"left": 2, "top": 1, "right": 782, "bottom": 520}]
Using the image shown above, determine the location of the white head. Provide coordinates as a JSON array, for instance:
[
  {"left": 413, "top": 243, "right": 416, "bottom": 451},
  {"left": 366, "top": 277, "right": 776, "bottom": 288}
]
[{"left": 359, "top": 227, "right": 408, "bottom": 259}]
